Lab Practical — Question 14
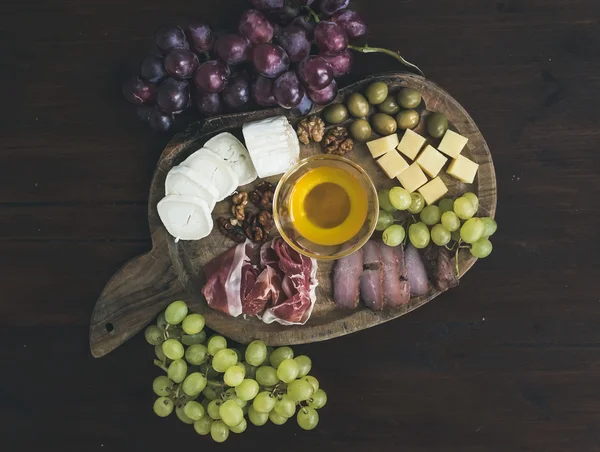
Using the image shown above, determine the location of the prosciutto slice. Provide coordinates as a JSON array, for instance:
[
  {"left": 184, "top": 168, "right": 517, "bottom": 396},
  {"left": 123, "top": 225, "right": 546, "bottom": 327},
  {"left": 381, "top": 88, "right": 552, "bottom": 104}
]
[{"left": 380, "top": 243, "right": 410, "bottom": 307}]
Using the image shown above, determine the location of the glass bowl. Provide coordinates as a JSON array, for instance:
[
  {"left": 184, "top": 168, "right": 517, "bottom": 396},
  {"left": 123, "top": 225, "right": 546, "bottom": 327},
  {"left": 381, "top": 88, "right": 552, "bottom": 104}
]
[{"left": 273, "top": 154, "right": 379, "bottom": 260}]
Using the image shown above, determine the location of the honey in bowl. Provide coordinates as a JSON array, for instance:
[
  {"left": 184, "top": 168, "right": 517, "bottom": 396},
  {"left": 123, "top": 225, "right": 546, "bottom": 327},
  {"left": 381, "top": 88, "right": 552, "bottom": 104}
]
[{"left": 289, "top": 166, "right": 368, "bottom": 246}]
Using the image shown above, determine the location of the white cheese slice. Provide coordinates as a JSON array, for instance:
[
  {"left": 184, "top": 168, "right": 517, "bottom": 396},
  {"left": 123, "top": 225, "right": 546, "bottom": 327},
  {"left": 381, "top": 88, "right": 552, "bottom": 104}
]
[
  {"left": 204, "top": 132, "right": 257, "bottom": 186},
  {"left": 181, "top": 149, "right": 239, "bottom": 201},
  {"left": 157, "top": 195, "right": 213, "bottom": 241},
  {"left": 165, "top": 165, "right": 219, "bottom": 210}
]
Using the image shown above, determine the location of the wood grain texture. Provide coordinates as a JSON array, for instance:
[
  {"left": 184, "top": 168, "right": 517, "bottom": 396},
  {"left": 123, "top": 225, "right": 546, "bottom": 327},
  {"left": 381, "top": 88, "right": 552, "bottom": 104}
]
[{"left": 2, "top": 0, "right": 600, "bottom": 450}]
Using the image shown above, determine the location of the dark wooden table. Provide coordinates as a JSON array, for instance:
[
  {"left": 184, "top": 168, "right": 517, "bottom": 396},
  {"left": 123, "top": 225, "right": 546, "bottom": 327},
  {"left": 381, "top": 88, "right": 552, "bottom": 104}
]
[{"left": 2, "top": 0, "right": 599, "bottom": 450}]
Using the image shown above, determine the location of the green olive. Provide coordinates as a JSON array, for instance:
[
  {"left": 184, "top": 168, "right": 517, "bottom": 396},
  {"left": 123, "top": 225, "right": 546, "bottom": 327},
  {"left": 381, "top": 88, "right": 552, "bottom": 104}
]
[
  {"left": 377, "top": 95, "right": 400, "bottom": 115},
  {"left": 323, "top": 103, "right": 349, "bottom": 124},
  {"left": 349, "top": 119, "right": 372, "bottom": 142},
  {"left": 397, "top": 88, "right": 422, "bottom": 109},
  {"left": 371, "top": 113, "right": 397, "bottom": 136},
  {"left": 346, "top": 93, "right": 370, "bottom": 118},
  {"left": 427, "top": 112, "right": 449, "bottom": 138},
  {"left": 365, "top": 82, "right": 389, "bottom": 105},
  {"left": 395, "top": 110, "right": 420, "bottom": 130}
]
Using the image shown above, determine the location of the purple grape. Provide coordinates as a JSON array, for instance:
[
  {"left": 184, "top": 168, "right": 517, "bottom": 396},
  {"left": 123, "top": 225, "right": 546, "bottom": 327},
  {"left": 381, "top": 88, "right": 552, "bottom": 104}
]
[
  {"left": 122, "top": 76, "right": 156, "bottom": 105},
  {"left": 297, "top": 56, "right": 334, "bottom": 90},
  {"left": 273, "top": 71, "right": 305, "bottom": 108},
  {"left": 148, "top": 107, "right": 174, "bottom": 131},
  {"left": 140, "top": 55, "right": 168, "bottom": 83},
  {"left": 267, "top": 2, "right": 302, "bottom": 26},
  {"left": 239, "top": 10, "right": 275, "bottom": 45},
  {"left": 291, "top": 16, "right": 316, "bottom": 40},
  {"left": 157, "top": 78, "right": 190, "bottom": 113},
  {"left": 185, "top": 21, "right": 214, "bottom": 53},
  {"left": 214, "top": 34, "right": 251, "bottom": 65},
  {"left": 194, "top": 60, "right": 230, "bottom": 93},
  {"left": 320, "top": 49, "right": 353, "bottom": 77},
  {"left": 316, "top": 0, "right": 349, "bottom": 16},
  {"left": 251, "top": 75, "right": 277, "bottom": 106},
  {"left": 252, "top": 43, "right": 290, "bottom": 79},
  {"left": 314, "top": 21, "right": 348, "bottom": 55},
  {"left": 164, "top": 49, "right": 199, "bottom": 80},
  {"left": 331, "top": 9, "right": 367, "bottom": 40},
  {"left": 307, "top": 79, "right": 338, "bottom": 105},
  {"left": 276, "top": 25, "right": 311, "bottom": 63},
  {"left": 222, "top": 72, "right": 251, "bottom": 110},
  {"left": 291, "top": 92, "right": 313, "bottom": 117},
  {"left": 137, "top": 105, "right": 153, "bottom": 122},
  {"left": 249, "top": 0, "right": 284, "bottom": 9},
  {"left": 154, "top": 24, "right": 188, "bottom": 53},
  {"left": 195, "top": 91, "right": 223, "bottom": 117}
]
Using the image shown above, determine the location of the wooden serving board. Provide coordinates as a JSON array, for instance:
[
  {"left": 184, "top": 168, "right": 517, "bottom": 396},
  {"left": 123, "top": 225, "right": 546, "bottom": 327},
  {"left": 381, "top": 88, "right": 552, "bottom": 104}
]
[{"left": 90, "top": 73, "right": 497, "bottom": 358}]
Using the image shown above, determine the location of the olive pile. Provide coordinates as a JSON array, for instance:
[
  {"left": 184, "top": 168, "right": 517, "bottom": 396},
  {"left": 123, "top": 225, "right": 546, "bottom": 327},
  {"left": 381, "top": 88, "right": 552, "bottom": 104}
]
[{"left": 321, "top": 82, "right": 450, "bottom": 143}]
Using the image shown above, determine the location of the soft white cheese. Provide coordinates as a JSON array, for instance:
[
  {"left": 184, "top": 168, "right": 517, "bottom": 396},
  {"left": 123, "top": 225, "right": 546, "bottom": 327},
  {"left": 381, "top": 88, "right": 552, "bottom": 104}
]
[
  {"left": 165, "top": 165, "right": 219, "bottom": 210},
  {"left": 181, "top": 149, "right": 239, "bottom": 201},
  {"left": 157, "top": 195, "right": 213, "bottom": 241},
  {"left": 204, "top": 132, "right": 257, "bottom": 186}
]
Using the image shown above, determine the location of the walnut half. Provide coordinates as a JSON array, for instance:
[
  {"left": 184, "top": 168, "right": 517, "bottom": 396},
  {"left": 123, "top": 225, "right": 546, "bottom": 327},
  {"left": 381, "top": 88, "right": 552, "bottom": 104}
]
[
  {"left": 323, "top": 126, "right": 354, "bottom": 156},
  {"left": 296, "top": 116, "right": 325, "bottom": 145}
]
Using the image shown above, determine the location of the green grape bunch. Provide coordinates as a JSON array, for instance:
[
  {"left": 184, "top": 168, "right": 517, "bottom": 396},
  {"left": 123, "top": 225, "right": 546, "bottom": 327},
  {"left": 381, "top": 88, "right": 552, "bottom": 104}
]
[{"left": 145, "top": 301, "right": 327, "bottom": 442}]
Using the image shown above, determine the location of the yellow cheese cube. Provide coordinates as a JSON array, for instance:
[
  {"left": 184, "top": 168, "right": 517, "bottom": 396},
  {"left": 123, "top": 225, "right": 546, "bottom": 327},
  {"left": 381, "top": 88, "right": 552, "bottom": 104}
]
[
  {"left": 418, "top": 177, "right": 448, "bottom": 205},
  {"left": 366, "top": 134, "right": 399, "bottom": 158},
  {"left": 447, "top": 154, "right": 479, "bottom": 183},
  {"left": 396, "top": 129, "right": 426, "bottom": 160},
  {"left": 376, "top": 150, "right": 409, "bottom": 179},
  {"left": 396, "top": 163, "right": 428, "bottom": 193},
  {"left": 415, "top": 145, "right": 448, "bottom": 178},
  {"left": 438, "top": 129, "right": 468, "bottom": 158}
]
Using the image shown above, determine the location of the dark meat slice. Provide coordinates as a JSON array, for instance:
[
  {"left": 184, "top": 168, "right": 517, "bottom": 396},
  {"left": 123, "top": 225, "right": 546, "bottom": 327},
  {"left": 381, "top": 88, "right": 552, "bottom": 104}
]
[
  {"left": 421, "top": 245, "right": 459, "bottom": 292},
  {"left": 333, "top": 248, "right": 364, "bottom": 309},
  {"left": 381, "top": 243, "right": 410, "bottom": 307},
  {"left": 242, "top": 265, "right": 282, "bottom": 315},
  {"left": 405, "top": 244, "right": 429, "bottom": 297},
  {"left": 360, "top": 240, "right": 384, "bottom": 311}
]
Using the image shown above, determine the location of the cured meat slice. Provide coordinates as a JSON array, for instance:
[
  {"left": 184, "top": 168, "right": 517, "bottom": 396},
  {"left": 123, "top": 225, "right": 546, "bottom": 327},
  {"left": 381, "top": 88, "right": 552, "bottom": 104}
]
[
  {"left": 421, "top": 245, "right": 459, "bottom": 292},
  {"left": 360, "top": 241, "right": 384, "bottom": 311},
  {"left": 380, "top": 243, "right": 410, "bottom": 307},
  {"left": 405, "top": 244, "right": 429, "bottom": 297},
  {"left": 333, "top": 248, "right": 364, "bottom": 309}
]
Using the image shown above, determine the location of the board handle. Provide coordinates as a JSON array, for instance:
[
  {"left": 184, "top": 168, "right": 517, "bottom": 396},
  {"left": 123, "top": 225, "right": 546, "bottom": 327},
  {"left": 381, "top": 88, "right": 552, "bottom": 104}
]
[{"left": 89, "top": 246, "right": 185, "bottom": 358}]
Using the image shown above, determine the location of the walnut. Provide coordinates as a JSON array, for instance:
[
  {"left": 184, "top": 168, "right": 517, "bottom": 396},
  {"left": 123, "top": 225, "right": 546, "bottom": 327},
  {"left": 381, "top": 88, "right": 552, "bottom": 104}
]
[
  {"left": 260, "top": 190, "right": 274, "bottom": 212},
  {"left": 296, "top": 116, "right": 325, "bottom": 145},
  {"left": 323, "top": 126, "right": 354, "bottom": 156},
  {"left": 231, "top": 192, "right": 248, "bottom": 221},
  {"left": 217, "top": 217, "right": 246, "bottom": 243},
  {"left": 257, "top": 210, "right": 273, "bottom": 233}
]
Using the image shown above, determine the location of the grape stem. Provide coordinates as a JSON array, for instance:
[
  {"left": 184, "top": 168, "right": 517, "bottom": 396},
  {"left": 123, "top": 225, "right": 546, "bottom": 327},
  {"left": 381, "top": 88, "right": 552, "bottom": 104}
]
[
  {"left": 455, "top": 239, "right": 462, "bottom": 277},
  {"left": 303, "top": 6, "right": 320, "bottom": 23},
  {"left": 348, "top": 44, "right": 425, "bottom": 77},
  {"left": 153, "top": 359, "right": 168, "bottom": 373}
]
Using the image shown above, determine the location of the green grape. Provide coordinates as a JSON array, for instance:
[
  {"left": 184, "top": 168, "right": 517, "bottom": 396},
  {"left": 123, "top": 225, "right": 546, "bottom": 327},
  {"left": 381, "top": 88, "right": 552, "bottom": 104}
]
[
  {"left": 212, "top": 348, "right": 238, "bottom": 373},
  {"left": 277, "top": 358, "right": 300, "bottom": 383},
  {"left": 152, "top": 376, "right": 173, "bottom": 397},
  {"left": 245, "top": 340, "right": 267, "bottom": 366},
  {"left": 230, "top": 418, "right": 247, "bottom": 434},
  {"left": 382, "top": 225, "right": 405, "bottom": 247},
  {"left": 144, "top": 325, "right": 165, "bottom": 345},
  {"left": 248, "top": 405, "right": 269, "bottom": 426},
  {"left": 269, "top": 410, "right": 288, "bottom": 425},
  {"left": 242, "top": 403, "right": 249, "bottom": 416},
  {"left": 167, "top": 359, "right": 187, "bottom": 384},
  {"left": 420, "top": 205, "right": 441, "bottom": 225},
  {"left": 431, "top": 224, "right": 451, "bottom": 246},
  {"left": 181, "top": 314, "right": 205, "bottom": 335},
  {"left": 164, "top": 300, "right": 188, "bottom": 325},
  {"left": 207, "top": 335, "right": 227, "bottom": 356},
  {"left": 454, "top": 196, "right": 476, "bottom": 220},
  {"left": 303, "top": 375, "right": 319, "bottom": 392},
  {"left": 210, "top": 420, "right": 229, "bottom": 443},
  {"left": 219, "top": 399, "right": 244, "bottom": 427},
  {"left": 207, "top": 400, "right": 222, "bottom": 420},
  {"left": 176, "top": 405, "right": 194, "bottom": 424},
  {"left": 460, "top": 218, "right": 484, "bottom": 243},
  {"left": 256, "top": 366, "right": 279, "bottom": 387},
  {"left": 270, "top": 347, "right": 294, "bottom": 368},
  {"left": 181, "top": 331, "right": 206, "bottom": 346},
  {"left": 407, "top": 192, "right": 425, "bottom": 214},
  {"left": 408, "top": 222, "right": 430, "bottom": 249},
  {"left": 294, "top": 355, "right": 312, "bottom": 378},
  {"left": 162, "top": 339, "right": 184, "bottom": 360},
  {"left": 470, "top": 238, "right": 493, "bottom": 258},
  {"left": 389, "top": 187, "right": 411, "bottom": 210},
  {"left": 253, "top": 391, "right": 276, "bottom": 413},
  {"left": 287, "top": 379, "right": 314, "bottom": 402},
  {"left": 156, "top": 312, "right": 168, "bottom": 330},
  {"left": 274, "top": 394, "right": 296, "bottom": 418},
  {"left": 378, "top": 189, "right": 397, "bottom": 212},
  {"left": 297, "top": 406, "right": 319, "bottom": 431},
  {"left": 182, "top": 372, "right": 207, "bottom": 396},
  {"left": 153, "top": 397, "right": 174, "bottom": 417},
  {"left": 376, "top": 210, "right": 394, "bottom": 231},
  {"left": 202, "top": 385, "right": 218, "bottom": 401},
  {"left": 225, "top": 393, "right": 246, "bottom": 409},
  {"left": 155, "top": 344, "right": 167, "bottom": 362},
  {"left": 451, "top": 229, "right": 461, "bottom": 242},
  {"left": 185, "top": 344, "right": 208, "bottom": 366},
  {"left": 463, "top": 192, "right": 479, "bottom": 212},
  {"left": 235, "top": 379, "right": 259, "bottom": 401},
  {"left": 438, "top": 198, "right": 454, "bottom": 213},
  {"left": 224, "top": 365, "right": 245, "bottom": 387},
  {"left": 441, "top": 211, "right": 460, "bottom": 232},
  {"left": 183, "top": 401, "right": 205, "bottom": 421},
  {"left": 481, "top": 217, "right": 497, "bottom": 238},
  {"left": 194, "top": 416, "right": 212, "bottom": 435},
  {"left": 308, "top": 389, "right": 327, "bottom": 409}
]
